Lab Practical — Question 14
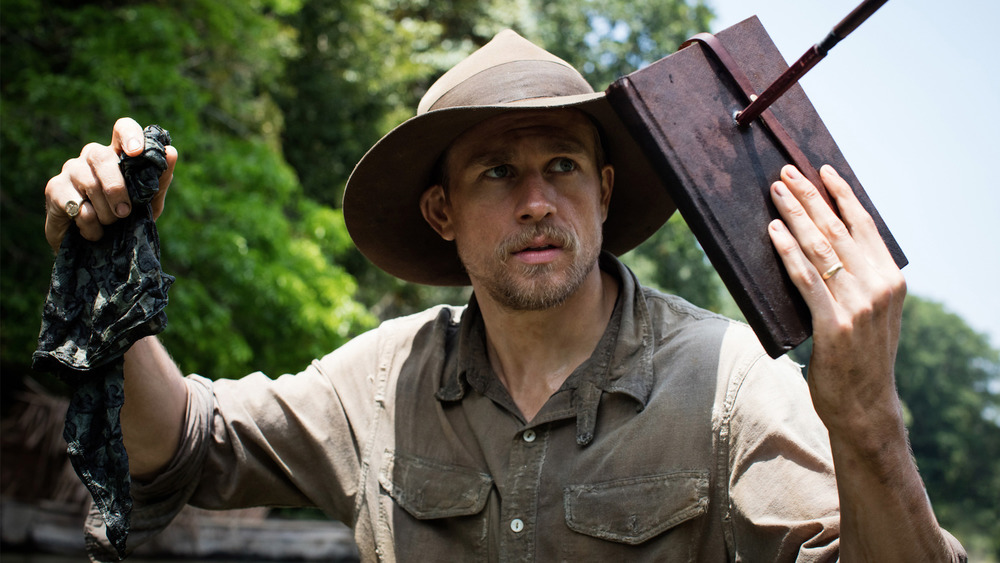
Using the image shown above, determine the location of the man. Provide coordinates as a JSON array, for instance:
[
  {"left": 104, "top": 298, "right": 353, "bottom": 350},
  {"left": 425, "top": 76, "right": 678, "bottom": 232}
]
[{"left": 44, "top": 30, "right": 965, "bottom": 561}]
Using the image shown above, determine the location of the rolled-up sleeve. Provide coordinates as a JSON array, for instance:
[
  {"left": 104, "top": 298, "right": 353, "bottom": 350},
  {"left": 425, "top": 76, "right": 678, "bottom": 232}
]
[
  {"left": 85, "top": 326, "right": 383, "bottom": 562},
  {"left": 725, "top": 350, "right": 842, "bottom": 561},
  {"left": 726, "top": 351, "right": 967, "bottom": 562},
  {"left": 87, "top": 374, "right": 214, "bottom": 561}
]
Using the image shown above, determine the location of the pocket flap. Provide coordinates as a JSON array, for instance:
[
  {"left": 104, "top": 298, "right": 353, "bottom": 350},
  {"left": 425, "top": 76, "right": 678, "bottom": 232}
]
[
  {"left": 564, "top": 470, "right": 709, "bottom": 545},
  {"left": 378, "top": 449, "right": 493, "bottom": 520}
]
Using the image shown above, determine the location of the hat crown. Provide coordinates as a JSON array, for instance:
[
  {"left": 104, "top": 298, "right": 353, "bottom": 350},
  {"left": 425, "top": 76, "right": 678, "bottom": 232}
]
[{"left": 417, "top": 29, "right": 595, "bottom": 115}]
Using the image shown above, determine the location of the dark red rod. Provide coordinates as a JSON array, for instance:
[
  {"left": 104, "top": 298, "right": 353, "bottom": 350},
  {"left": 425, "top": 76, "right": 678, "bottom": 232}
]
[{"left": 734, "top": 0, "right": 890, "bottom": 128}]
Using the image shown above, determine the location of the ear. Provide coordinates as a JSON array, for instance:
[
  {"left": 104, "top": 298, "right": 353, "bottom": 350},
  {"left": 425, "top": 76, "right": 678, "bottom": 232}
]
[
  {"left": 599, "top": 164, "right": 614, "bottom": 222},
  {"left": 420, "top": 185, "right": 456, "bottom": 241}
]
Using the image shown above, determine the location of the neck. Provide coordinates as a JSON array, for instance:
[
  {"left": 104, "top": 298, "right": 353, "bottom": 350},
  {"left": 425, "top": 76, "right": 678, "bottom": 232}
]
[{"left": 475, "top": 265, "right": 618, "bottom": 422}]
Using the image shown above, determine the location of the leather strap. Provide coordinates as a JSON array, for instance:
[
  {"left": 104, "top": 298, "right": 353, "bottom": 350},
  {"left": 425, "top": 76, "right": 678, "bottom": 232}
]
[{"left": 679, "top": 33, "right": 832, "bottom": 207}]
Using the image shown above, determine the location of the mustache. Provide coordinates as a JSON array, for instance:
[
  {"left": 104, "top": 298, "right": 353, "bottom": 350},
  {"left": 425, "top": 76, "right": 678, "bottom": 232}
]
[{"left": 495, "top": 224, "right": 577, "bottom": 262}]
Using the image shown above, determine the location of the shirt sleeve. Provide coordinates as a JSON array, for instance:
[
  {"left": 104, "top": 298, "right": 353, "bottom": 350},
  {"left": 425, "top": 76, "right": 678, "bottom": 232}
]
[
  {"left": 85, "top": 374, "right": 215, "bottom": 562},
  {"left": 723, "top": 340, "right": 842, "bottom": 561},
  {"left": 722, "top": 334, "right": 968, "bottom": 562},
  {"left": 195, "top": 325, "right": 385, "bottom": 517},
  {"left": 84, "top": 327, "right": 384, "bottom": 562}
]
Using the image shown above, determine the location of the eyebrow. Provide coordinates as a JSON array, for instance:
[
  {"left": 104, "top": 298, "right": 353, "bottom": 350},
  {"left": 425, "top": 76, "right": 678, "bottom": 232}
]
[
  {"left": 468, "top": 149, "right": 515, "bottom": 168},
  {"left": 547, "top": 138, "right": 590, "bottom": 157}
]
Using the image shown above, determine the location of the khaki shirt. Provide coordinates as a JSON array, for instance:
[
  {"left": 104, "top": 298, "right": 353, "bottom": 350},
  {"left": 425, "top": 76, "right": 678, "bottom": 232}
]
[{"left": 93, "top": 256, "right": 847, "bottom": 561}]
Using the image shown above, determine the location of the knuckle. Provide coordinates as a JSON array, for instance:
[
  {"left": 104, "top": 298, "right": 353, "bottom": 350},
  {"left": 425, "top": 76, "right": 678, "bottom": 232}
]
[
  {"left": 809, "top": 239, "right": 836, "bottom": 261},
  {"left": 858, "top": 212, "right": 877, "bottom": 232},
  {"left": 81, "top": 142, "right": 105, "bottom": 158},
  {"left": 825, "top": 219, "right": 850, "bottom": 241},
  {"left": 893, "top": 275, "right": 907, "bottom": 297},
  {"left": 83, "top": 143, "right": 119, "bottom": 169},
  {"left": 799, "top": 186, "right": 823, "bottom": 203},
  {"left": 872, "top": 283, "right": 898, "bottom": 310},
  {"left": 786, "top": 204, "right": 808, "bottom": 220},
  {"left": 61, "top": 156, "right": 83, "bottom": 175},
  {"left": 855, "top": 301, "right": 875, "bottom": 320},
  {"left": 833, "top": 317, "right": 854, "bottom": 336},
  {"left": 771, "top": 231, "right": 799, "bottom": 256},
  {"left": 44, "top": 175, "right": 62, "bottom": 198}
]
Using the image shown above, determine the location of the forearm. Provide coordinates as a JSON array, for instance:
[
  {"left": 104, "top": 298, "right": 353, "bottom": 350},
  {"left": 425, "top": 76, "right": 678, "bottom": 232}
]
[
  {"left": 121, "top": 335, "right": 188, "bottom": 479},
  {"left": 830, "top": 398, "right": 963, "bottom": 562}
]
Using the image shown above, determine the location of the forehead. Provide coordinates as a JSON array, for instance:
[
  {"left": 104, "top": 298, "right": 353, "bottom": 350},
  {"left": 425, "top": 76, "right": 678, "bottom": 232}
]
[{"left": 447, "top": 109, "right": 598, "bottom": 163}]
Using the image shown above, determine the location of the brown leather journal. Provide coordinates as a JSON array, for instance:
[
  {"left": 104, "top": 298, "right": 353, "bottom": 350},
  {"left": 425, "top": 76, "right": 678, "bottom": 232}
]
[{"left": 605, "top": 15, "right": 906, "bottom": 358}]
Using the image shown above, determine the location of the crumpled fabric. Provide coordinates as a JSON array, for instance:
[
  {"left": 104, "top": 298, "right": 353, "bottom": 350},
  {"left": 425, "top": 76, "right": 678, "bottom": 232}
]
[{"left": 32, "top": 125, "right": 174, "bottom": 560}]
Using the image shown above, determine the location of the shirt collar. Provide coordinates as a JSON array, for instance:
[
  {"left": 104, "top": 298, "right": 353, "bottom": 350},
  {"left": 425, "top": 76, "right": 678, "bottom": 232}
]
[{"left": 436, "top": 253, "right": 656, "bottom": 438}]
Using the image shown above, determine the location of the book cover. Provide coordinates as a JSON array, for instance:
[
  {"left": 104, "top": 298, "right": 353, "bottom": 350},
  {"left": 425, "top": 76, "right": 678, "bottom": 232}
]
[{"left": 605, "top": 16, "right": 906, "bottom": 358}]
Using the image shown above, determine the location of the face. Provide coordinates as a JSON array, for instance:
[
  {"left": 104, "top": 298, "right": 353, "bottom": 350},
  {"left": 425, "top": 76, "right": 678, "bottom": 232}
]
[{"left": 421, "top": 109, "right": 614, "bottom": 311}]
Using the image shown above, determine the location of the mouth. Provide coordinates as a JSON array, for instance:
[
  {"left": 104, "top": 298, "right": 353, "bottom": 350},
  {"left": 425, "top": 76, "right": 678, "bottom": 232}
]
[
  {"left": 511, "top": 238, "right": 564, "bottom": 264},
  {"left": 516, "top": 242, "right": 559, "bottom": 253},
  {"left": 498, "top": 225, "right": 576, "bottom": 266}
]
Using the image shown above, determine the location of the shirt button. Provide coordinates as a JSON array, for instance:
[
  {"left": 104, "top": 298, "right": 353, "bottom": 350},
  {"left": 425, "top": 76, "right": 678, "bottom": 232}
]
[
  {"left": 510, "top": 518, "right": 524, "bottom": 533},
  {"left": 522, "top": 429, "right": 536, "bottom": 443}
]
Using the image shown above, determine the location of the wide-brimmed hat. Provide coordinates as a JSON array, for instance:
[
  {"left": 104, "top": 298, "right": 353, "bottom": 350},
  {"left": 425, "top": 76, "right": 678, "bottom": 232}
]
[{"left": 343, "top": 29, "right": 676, "bottom": 286}]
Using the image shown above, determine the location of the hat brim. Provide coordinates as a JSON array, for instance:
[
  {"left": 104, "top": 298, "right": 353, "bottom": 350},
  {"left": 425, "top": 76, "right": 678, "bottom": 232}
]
[{"left": 344, "top": 93, "right": 676, "bottom": 286}]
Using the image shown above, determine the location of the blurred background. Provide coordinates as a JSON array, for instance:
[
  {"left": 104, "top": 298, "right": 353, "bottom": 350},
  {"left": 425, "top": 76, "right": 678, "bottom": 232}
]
[{"left": 2, "top": 0, "right": 997, "bottom": 560}]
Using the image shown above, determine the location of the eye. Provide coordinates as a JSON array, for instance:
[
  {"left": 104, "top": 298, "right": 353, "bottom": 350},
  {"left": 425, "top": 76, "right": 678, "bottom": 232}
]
[
  {"left": 550, "top": 158, "right": 577, "bottom": 173},
  {"left": 484, "top": 165, "right": 511, "bottom": 179}
]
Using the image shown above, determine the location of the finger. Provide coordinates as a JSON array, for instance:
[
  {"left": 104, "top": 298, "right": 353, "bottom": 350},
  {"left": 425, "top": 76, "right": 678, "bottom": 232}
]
[
  {"left": 767, "top": 218, "right": 838, "bottom": 320},
  {"left": 770, "top": 176, "right": 849, "bottom": 280},
  {"left": 44, "top": 174, "right": 80, "bottom": 251},
  {"left": 83, "top": 142, "right": 132, "bottom": 220},
  {"left": 819, "top": 165, "right": 897, "bottom": 270},
  {"left": 778, "top": 165, "right": 854, "bottom": 249},
  {"left": 111, "top": 117, "right": 145, "bottom": 157},
  {"left": 44, "top": 168, "right": 105, "bottom": 250},
  {"left": 61, "top": 157, "right": 109, "bottom": 242},
  {"left": 151, "top": 145, "right": 178, "bottom": 221},
  {"left": 72, "top": 143, "right": 121, "bottom": 225},
  {"left": 819, "top": 170, "right": 908, "bottom": 342}
]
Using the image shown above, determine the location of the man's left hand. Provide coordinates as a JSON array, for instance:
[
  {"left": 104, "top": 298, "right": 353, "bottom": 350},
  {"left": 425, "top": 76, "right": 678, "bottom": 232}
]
[{"left": 767, "top": 164, "right": 906, "bottom": 442}]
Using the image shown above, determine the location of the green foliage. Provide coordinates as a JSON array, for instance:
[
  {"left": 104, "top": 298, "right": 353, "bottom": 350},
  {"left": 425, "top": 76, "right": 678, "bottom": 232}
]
[
  {"left": 1, "top": 0, "right": 374, "bottom": 381},
  {"left": 526, "top": 0, "right": 714, "bottom": 88},
  {"left": 894, "top": 296, "right": 1000, "bottom": 558},
  {"left": 621, "top": 213, "right": 741, "bottom": 318},
  {"left": 277, "top": 0, "right": 444, "bottom": 207}
]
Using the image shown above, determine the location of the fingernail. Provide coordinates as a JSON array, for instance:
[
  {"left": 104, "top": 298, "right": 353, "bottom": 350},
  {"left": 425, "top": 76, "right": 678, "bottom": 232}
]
[
  {"left": 773, "top": 182, "right": 789, "bottom": 197},
  {"left": 116, "top": 203, "right": 131, "bottom": 217},
  {"left": 821, "top": 164, "right": 839, "bottom": 177},
  {"left": 785, "top": 165, "right": 800, "bottom": 179},
  {"left": 126, "top": 138, "right": 142, "bottom": 154}
]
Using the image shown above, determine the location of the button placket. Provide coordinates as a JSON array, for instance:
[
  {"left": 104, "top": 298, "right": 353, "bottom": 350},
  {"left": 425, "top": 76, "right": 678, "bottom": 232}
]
[{"left": 500, "top": 425, "right": 546, "bottom": 556}]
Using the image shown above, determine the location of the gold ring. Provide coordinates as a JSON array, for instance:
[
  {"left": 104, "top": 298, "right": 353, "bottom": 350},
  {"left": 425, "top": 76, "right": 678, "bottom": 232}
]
[
  {"left": 65, "top": 199, "right": 82, "bottom": 219},
  {"left": 821, "top": 262, "right": 844, "bottom": 280}
]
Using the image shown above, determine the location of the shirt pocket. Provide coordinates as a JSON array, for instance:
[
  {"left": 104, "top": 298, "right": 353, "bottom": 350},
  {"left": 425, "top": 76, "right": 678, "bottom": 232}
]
[
  {"left": 563, "top": 470, "right": 709, "bottom": 545},
  {"left": 379, "top": 449, "right": 493, "bottom": 518},
  {"left": 378, "top": 449, "right": 494, "bottom": 561}
]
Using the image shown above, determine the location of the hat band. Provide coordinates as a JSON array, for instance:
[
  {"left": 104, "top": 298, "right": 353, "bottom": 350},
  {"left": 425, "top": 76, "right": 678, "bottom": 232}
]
[{"left": 427, "top": 60, "right": 595, "bottom": 113}]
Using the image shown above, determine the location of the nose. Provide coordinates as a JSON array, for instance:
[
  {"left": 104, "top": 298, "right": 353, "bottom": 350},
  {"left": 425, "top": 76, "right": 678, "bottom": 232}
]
[{"left": 514, "top": 172, "right": 556, "bottom": 223}]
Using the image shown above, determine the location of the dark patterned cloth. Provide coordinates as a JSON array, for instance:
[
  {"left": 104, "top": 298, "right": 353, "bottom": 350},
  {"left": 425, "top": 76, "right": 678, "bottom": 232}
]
[{"left": 33, "top": 125, "right": 174, "bottom": 559}]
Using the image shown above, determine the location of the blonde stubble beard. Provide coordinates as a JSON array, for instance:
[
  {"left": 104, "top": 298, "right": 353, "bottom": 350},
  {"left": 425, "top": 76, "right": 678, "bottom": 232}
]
[{"left": 459, "top": 223, "right": 602, "bottom": 312}]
